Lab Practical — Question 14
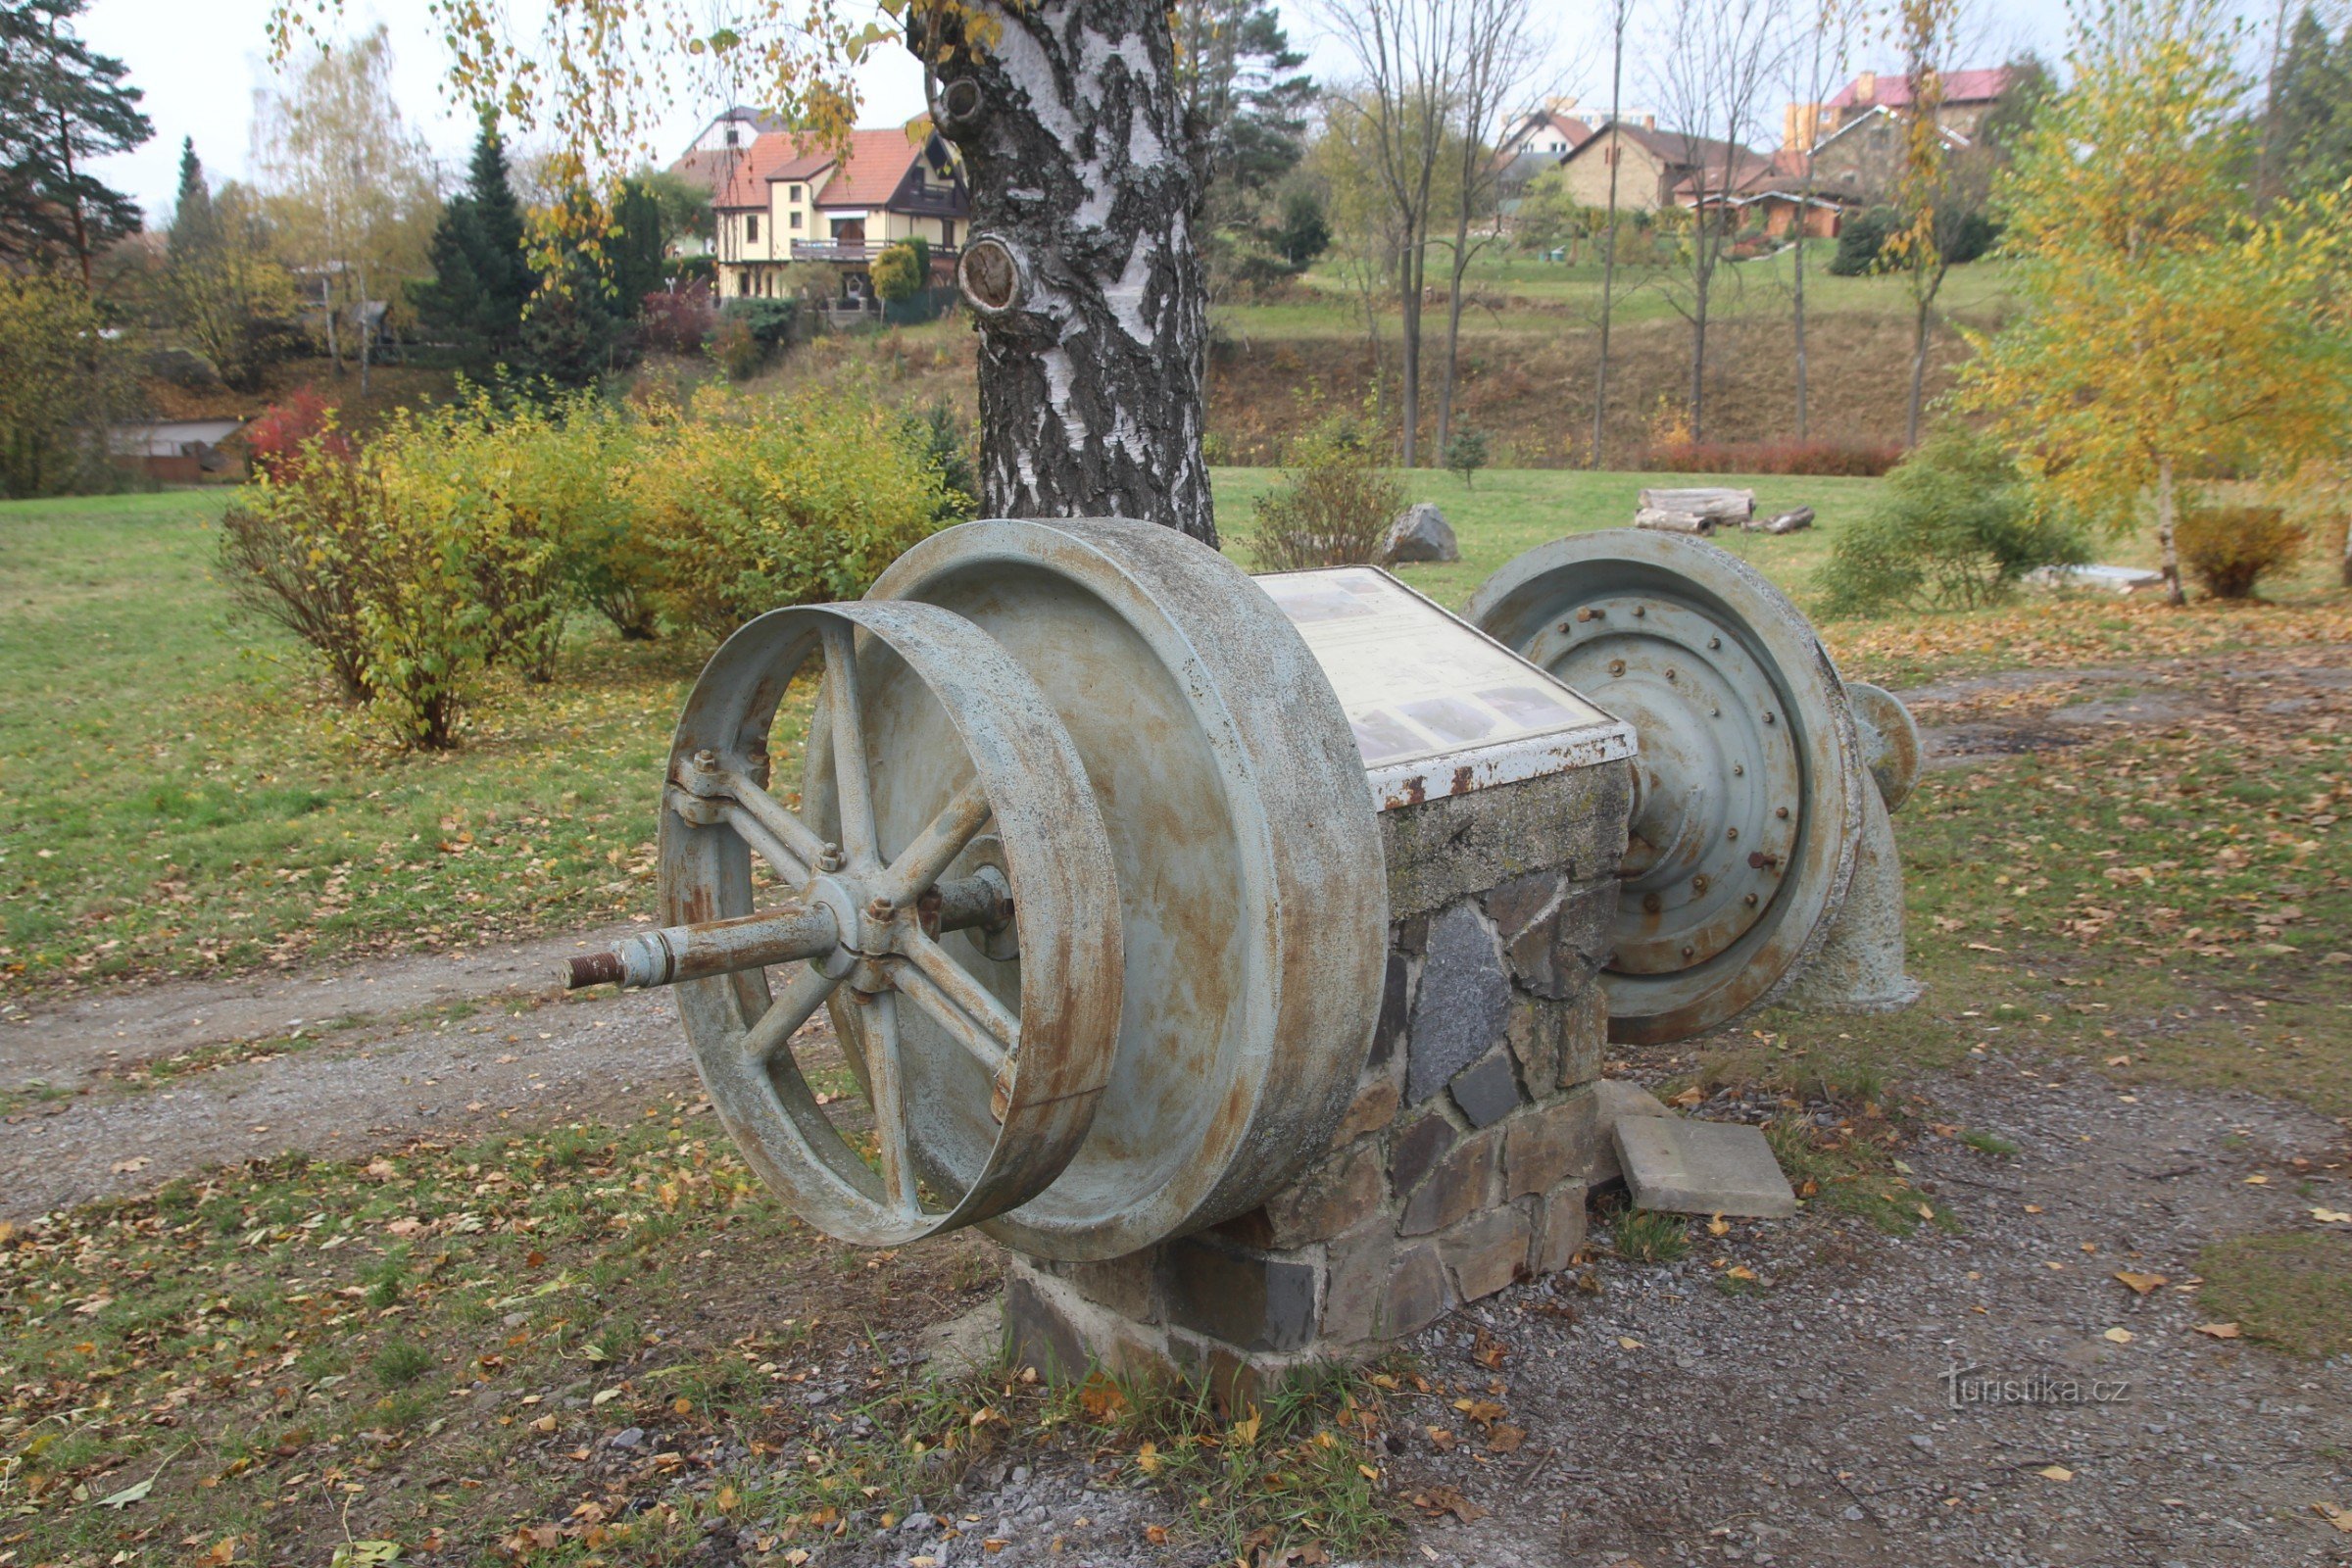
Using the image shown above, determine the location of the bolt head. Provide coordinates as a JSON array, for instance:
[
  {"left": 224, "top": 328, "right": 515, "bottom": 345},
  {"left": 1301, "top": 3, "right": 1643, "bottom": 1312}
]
[{"left": 692, "top": 748, "right": 719, "bottom": 769}]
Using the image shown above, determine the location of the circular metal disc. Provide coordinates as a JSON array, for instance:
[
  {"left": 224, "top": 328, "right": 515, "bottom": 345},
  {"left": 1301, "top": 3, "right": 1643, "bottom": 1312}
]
[
  {"left": 1846, "top": 681, "right": 1922, "bottom": 811},
  {"left": 662, "top": 601, "right": 1124, "bottom": 1247},
  {"left": 1466, "top": 530, "right": 1865, "bottom": 1045},
  {"left": 859, "top": 517, "right": 1389, "bottom": 1261}
]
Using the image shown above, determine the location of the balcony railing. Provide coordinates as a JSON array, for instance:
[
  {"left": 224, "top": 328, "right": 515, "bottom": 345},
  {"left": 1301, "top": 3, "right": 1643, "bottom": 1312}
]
[{"left": 788, "top": 241, "right": 962, "bottom": 264}]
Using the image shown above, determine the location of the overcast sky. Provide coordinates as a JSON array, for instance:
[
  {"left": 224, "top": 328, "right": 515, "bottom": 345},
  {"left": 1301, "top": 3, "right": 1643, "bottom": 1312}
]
[{"left": 80, "top": 0, "right": 2073, "bottom": 228}]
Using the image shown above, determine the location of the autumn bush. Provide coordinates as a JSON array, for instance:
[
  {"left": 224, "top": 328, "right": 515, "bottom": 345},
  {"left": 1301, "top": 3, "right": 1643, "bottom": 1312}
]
[
  {"left": 636, "top": 284, "right": 717, "bottom": 358},
  {"left": 1817, "top": 425, "right": 2088, "bottom": 615},
  {"left": 242, "top": 387, "right": 352, "bottom": 478},
  {"left": 1247, "top": 416, "right": 1405, "bottom": 570},
  {"left": 626, "top": 387, "right": 963, "bottom": 637},
  {"left": 0, "top": 271, "right": 142, "bottom": 499},
  {"left": 2176, "top": 501, "right": 2303, "bottom": 600},
  {"left": 1642, "top": 437, "right": 1902, "bottom": 477}
]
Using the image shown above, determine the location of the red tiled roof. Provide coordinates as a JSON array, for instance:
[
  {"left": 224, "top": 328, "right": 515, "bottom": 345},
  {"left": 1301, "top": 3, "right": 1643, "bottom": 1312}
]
[
  {"left": 1828, "top": 67, "right": 2015, "bottom": 110},
  {"left": 807, "top": 128, "right": 932, "bottom": 208},
  {"left": 708, "top": 132, "right": 801, "bottom": 210}
]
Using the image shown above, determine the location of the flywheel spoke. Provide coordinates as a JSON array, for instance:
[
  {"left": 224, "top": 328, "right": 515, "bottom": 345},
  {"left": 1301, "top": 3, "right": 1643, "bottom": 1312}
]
[
  {"left": 890, "top": 927, "right": 1019, "bottom": 1076},
  {"left": 739, "top": 961, "right": 841, "bottom": 1066},
  {"left": 859, "top": 991, "right": 920, "bottom": 1219},
  {"left": 822, "top": 624, "right": 878, "bottom": 867},
  {"left": 879, "top": 775, "right": 994, "bottom": 908},
  {"left": 712, "top": 775, "right": 829, "bottom": 883}
]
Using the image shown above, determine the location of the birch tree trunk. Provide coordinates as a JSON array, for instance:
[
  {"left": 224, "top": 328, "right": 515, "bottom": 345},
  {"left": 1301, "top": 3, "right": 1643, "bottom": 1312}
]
[
  {"left": 2155, "top": 453, "right": 2184, "bottom": 607},
  {"left": 918, "top": 0, "right": 1214, "bottom": 544}
]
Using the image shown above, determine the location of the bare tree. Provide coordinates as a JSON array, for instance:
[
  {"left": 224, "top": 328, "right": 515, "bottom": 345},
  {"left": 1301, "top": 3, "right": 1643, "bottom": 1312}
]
[
  {"left": 253, "top": 26, "right": 436, "bottom": 397},
  {"left": 1786, "top": 0, "right": 1857, "bottom": 442},
  {"left": 1319, "top": 0, "right": 1465, "bottom": 466},
  {"left": 1433, "top": 0, "right": 1549, "bottom": 458},
  {"left": 1648, "top": 0, "right": 1789, "bottom": 441},
  {"left": 1590, "top": 0, "right": 1639, "bottom": 466}
]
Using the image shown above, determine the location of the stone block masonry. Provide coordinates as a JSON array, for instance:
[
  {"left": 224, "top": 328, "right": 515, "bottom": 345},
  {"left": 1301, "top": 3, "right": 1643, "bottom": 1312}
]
[{"left": 1005, "top": 759, "right": 1634, "bottom": 1393}]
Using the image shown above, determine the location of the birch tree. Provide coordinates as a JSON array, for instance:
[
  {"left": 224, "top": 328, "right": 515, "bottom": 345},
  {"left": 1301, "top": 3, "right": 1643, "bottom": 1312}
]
[
  {"left": 1590, "top": 0, "right": 1638, "bottom": 465},
  {"left": 254, "top": 26, "right": 437, "bottom": 396},
  {"left": 1319, "top": 0, "right": 1465, "bottom": 466},
  {"left": 1960, "top": 0, "right": 2352, "bottom": 604},
  {"left": 1648, "top": 0, "right": 1788, "bottom": 442}
]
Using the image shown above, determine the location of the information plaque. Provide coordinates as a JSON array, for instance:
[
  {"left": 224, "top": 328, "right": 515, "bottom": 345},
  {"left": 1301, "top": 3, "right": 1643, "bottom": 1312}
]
[{"left": 1257, "top": 565, "right": 1637, "bottom": 811}]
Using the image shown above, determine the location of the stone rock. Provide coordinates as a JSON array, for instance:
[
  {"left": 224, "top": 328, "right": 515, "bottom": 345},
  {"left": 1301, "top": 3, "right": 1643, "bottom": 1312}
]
[
  {"left": 1334, "top": 1071, "right": 1401, "bottom": 1147},
  {"left": 1503, "top": 1099, "right": 1585, "bottom": 1199},
  {"left": 1384, "top": 762, "right": 1633, "bottom": 921},
  {"left": 1448, "top": 1049, "right": 1521, "bottom": 1129},
  {"left": 1059, "top": 1253, "right": 1158, "bottom": 1323},
  {"left": 1322, "top": 1230, "right": 1394, "bottom": 1343},
  {"left": 1405, "top": 902, "right": 1510, "bottom": 1102},
  {"left": 1442, "top": 1206, "right": 1532, "bottom": 1301},
  {"left": 1376, "top": 502, "right": 1460, "bottom": 565},
  {"left": 1391, "top": 1110, "right": 1456, "bottom": 1196},
  {"left": 1614, "top": 1115, "right": 1798, "bottom": 1219},
  {"left": 1399, "top": 1126, "right": 1500, "bottom": 1236},
  {"left": 1158, "top": 1238, "right": 1320, "bottom": 1351},
  {"left": 1381, "top": 1245, "right": 1451, "bottom": 1337},
  {"left": 1369, "top": 952, "right": 1410, "bottom": 1068},
  {"left": 1531, "top": 1179, "right": 1590, "bottom": 1274},
  {"left": 1265, "top": 1139, "right": 1388, "bottom": 1248},
  {"left": 1584, "top": 1080, "right": 1672, "bottom": 1187},
  {"left": 1560, "top": 988, "right": 1607, "bottom": 1090},
  {"left": 1483, "top": 868, "right": 1561, "bottom": 939},
  {"left": 1504, "top": 997, "right": 1565, "bottom": 1100}
]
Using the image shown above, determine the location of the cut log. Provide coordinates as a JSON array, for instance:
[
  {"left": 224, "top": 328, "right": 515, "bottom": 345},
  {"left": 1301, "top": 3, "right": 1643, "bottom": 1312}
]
[
  {"left": 1754, "top": 507, "right": 1815, "bottom": 535},
  {"left": 1635, "top": 508, "right": 1714, "bottom": 535},
  {"left": 1638, "top": 486, "right": 1755, "bottom": 525}
]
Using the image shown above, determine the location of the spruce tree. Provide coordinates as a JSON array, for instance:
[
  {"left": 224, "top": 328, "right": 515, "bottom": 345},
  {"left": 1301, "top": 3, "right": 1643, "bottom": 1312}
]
[
  {"left": 412, "top": 119, "right": 533, "bottom": 358},
  {"left": 167, "top": 138, "right": 217, "bottom": 258}
]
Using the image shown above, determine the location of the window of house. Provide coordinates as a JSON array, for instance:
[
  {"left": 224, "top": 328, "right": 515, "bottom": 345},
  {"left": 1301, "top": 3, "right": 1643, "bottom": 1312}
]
[
  {"left": 723, "top": 126, "right": 739, "bottom": 147},
  {"left": 789, "top": 184, "right": 803, "bottom": 201},
  {"left": 790, "top": 211, "right": 802, "bottom": 228},
  {"left": 746, "top": 214, "right": 760, "bottom": 243}
]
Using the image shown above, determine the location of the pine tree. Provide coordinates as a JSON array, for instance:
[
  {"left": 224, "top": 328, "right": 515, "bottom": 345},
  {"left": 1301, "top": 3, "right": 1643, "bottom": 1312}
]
[
  {"left": 167, "top": 137, "right": 217, "bottom": 257},
  {"left": 0, "top": 0, "right": 153, "bottom": 283},
  {"left": 411, "top": 120, "right": 533, "bottom": 357}
]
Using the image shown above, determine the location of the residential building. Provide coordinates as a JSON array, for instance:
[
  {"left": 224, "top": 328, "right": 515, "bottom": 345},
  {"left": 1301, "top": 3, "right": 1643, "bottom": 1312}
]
[
  {"left": 1818, "top": 67, "right": 2017, "bottom": 140},
  {"left": 1552, "top": 120, "right": 1765, "bottom": 214},
  {"left": 705, "top": 127, "right": 970, "bottom": 306},
  {"left": 1788, "top": 67, "right": 2019, "bottom": 204}
]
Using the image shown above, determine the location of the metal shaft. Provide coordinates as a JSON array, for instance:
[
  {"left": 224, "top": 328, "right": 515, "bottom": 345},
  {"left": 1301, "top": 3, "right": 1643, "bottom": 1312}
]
[{"left": 566, "top": 867, "right": 1015, "bottom": 992}]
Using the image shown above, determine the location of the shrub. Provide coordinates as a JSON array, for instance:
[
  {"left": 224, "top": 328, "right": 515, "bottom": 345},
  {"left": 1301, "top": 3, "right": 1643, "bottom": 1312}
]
[
  {"left": 1444, "top": 427, "right": 1489, "bottom": 488},
  {"left": 1247, "top": 418, "right": 1405, "bottom": 571},
  {"left": 629, "top": 388, "right": 957, "bottom": 637},
  {"left": 1817, "top": 426, "right": 2088, "bottom": 615},
  {"left": 871, "top": 242, "right": 923, "bottom": 304},
  {"left": 708, "top": 313, "right": 764, "bottom": 380},
  {"left": 1830, "top": 207, "right": 1899, "bottom": 275},
  {"left": 637, "top": 284, "right": 716, "bottom": 357},
  {"left": 1643, "top": 438, "right": 1902, "bottom": 477},
  {"left": 901, "top": 400, "right": 981, "bottom": 522},
  {"left": 244, "top": 388, "right": 351, "bottom": 479},
  {"left": 2176, "top": 502, "right": 2302, "bottom": 599},
  {"left": 710, "top": 297, "right": 798, "bottom": 378},
  {"left": 0, "top": 271, "right": 140, "bottom": 499},
  {"left": 219, "top": 443, "right": 378, "bottom": 702}
]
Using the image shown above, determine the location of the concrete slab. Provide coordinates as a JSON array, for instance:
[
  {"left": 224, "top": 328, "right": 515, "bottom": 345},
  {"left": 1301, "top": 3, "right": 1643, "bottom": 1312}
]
[{"left": 1614, "top": 1115, "right": 1797, "bottom": 1219}]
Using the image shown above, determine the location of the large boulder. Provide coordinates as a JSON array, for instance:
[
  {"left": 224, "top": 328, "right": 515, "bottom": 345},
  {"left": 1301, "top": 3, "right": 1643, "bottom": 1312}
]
[{"left": 1377, "top": 502, "right": 1460, "bottom": 566}]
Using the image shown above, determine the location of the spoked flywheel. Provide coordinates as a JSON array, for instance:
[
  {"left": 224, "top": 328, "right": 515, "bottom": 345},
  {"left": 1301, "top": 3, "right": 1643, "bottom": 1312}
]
[
  {"left": 1466, "top": 529, "right": 1867, "bottom": 1045},
  {"left": 649, "top": 601, "right": 1124, "bottom": 1247}
]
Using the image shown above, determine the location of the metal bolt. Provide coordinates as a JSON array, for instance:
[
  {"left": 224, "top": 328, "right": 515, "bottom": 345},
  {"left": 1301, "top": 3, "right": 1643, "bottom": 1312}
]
[
  {"left": 1691, "top": 874, "right": 1710, "bottom": 894},
  {"left": 1666, "top": 667, "right": 1678, "bottom": 681},
  {"left": 1642, "top": 891, "right": 1663, "bottom": 913},
  {"left": 1608, "top": 659, "right": 1626, "bottom": 676},
  {"left": 693, "top": 748, "right": 719, "bottom": 770},
  {"left": 1726, "top": 826, "right": 1740, "bottom": 841},
  {"left": 1777, "top": 806, "right": 1790, "bottom": 819},
  {"left": 1710, "top": 706, "right": 1721, "bottom": 717},
  {"left": 1708, "top": 635, "right": 1722, "bottom": 650},
  {"left": 1762, "top": 711, "right": 1777, "bottom": 725},
  {"left": 1577, "top": 606, "right": 1605, "bottom": 622},
  {"left": 1681, "top": 945, "right": 1695, "bottom": 958},
  {"left": 867, "top": 897, "right": 895, "bottom": 920},
  {"left": 817, "top": 842, "right": 845, "bottom": 872},
  {"left": 1744, "top": 893, "right": 1759, "bottom": 906},
  {"left": 1633, "top": 605, "right": 1646, "bottom": 617},
  {"left": 1732, "top": 763, "right": 1745, "bottom": 777}
]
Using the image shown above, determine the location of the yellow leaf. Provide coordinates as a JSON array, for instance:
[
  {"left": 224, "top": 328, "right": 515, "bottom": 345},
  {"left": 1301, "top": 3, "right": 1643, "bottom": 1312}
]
[
  {"left": 2244, "top": 1175, "right": 2270, "bottom": 1185},
  {"left": 2311, "top": 1207, "right": 2352, "bottom": 1224},
  {"left": 1706, "top": 1214, "right": 1729, "bottom": 1237},
  {"left": 2113, "top": 1270, "right": 2167, "bottom": 1295},
  {"left": 1617, "top": 1337, "right": 1643, "bottom": 1350},
  {"left": 2103, "top": 1327, "right": 2133, "bottom": 1344},
  {"left": 1231, "top": 1407, "right": 1261, "bottom": 1446},
  {"left": 1916, "top": 1202, "right": 1936, "bottom": 1221},
  {"left": 2038, "top": 1465, "right": 2074, "bottom": 1482},
  {"left": 2193, "top": 1322, "right": 2241, "bottom": 1339},
  {"left": 1136, "top": 1442, "right": 1162, "bottom": 1476}
]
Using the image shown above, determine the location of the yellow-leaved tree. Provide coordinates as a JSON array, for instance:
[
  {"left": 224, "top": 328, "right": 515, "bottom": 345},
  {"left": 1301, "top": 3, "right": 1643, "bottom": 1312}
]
[{"left": 1959, "top": 0, "right": 2352, "bottom": 604}]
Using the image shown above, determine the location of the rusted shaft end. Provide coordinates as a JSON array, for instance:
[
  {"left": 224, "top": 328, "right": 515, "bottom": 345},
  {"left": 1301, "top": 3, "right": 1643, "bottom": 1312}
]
[{"left": 566, "top": 951, "right": 628, "bottom": 991}]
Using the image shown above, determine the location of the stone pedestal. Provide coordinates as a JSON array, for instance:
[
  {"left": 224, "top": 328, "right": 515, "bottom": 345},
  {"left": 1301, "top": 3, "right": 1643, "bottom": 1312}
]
[{"left": 1004, "top": 759, "right": 1634, "bottom": 1392}]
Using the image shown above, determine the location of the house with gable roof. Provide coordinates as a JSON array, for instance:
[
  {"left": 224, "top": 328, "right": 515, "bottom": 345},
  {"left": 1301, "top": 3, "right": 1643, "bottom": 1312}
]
[{"left": 689, "top": 125, "right": 971, "bottom": 307}]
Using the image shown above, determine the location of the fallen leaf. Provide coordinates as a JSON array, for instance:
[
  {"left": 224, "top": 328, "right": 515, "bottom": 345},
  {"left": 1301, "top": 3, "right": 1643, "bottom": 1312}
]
[
  {"left": 2102, "top": 1327, "right": 2134, "bottom": 1344},
  {"left": 2310, "top": 1207, "right": 2352, "bottom": 1225},
  {"left": 2193, "top": 1322, "right": 2242, "bottom": 1339},
  {"left": 1231, "top": 1408, "right": 1261, "bottom": 1446},
  {"left": 591, "top": 1388, "right": 621, "bottom": 1406},
  {"left": 1077, "top": 1373, "right": 1126, "bottom": 1420},
  {"left": 1411, "top": 1486, "right": 1486, "bottom": 1524},
  {"left": 1135, "top": 1442, "right": 1162, "bottom": 1476},
  {"left": 1727, "top": 1265, "right": 1757, "bottom": 1282},
  {"left": 1486, "top": 1423, "right": 1526, "bottom": 1454},
  {"left": 1916, "top": 1202, "right": 1936, "bottom": 1221},
  {"left": 1617, "top": 1336, "right": 1643, "bottom": 1350},
  {"left": 327, "top": 1544, "right": 402, "bottom": 1568},
  {"left": 108, "top": 1156, "right": 149, "bottom": 1174},
  {"left": 1706, "top": 1214, "right": 1729, "bottom": 1237},
  {"left": 2023, "top": 1203, "right": 2044, "bottom": 1213},
  {"left": 2037, "top": 1465, "right": 2074, "bottom": 1482},
  {"left": 2113, "top": 1271, "right": 2168, "bottom": 1296},
  {"left": 1668, "top": 1086, "right": 1703, "bottom": 1107},
  {"left": 96, "top": 1477, "right": 154, "bottom": 1509},
  {"left": 2313, "top": 1502, "right": 2352, "bottom": 1534},
  {"left": 1424, "top": 1426, "right": 1455, "bottom": 1453},
  {"left": 204, "top": 1540, "right": 238, "bottom": 1566},
  {"left": 2244, "top": 1175, "right": 2270, "bottom": 1185},
  {"left": 1143, "top": 1525, "right": 1169, "bottom": 1545}
]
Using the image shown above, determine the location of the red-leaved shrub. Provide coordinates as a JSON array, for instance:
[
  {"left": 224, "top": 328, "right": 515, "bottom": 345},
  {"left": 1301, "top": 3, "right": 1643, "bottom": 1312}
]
[
  {"left": 1642, "top": 438, "right": 1902, "bottom": 477},
  {"left": 637, "top": 286, "right": 717, "bottom": 358},
  {"left": 244, "top": 388, "right": 351, "bottom": 479}
]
